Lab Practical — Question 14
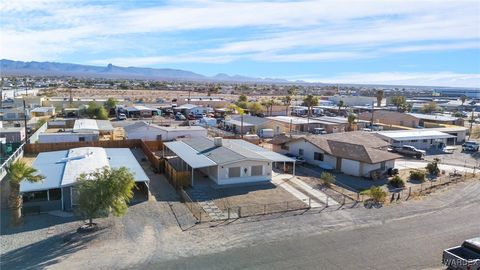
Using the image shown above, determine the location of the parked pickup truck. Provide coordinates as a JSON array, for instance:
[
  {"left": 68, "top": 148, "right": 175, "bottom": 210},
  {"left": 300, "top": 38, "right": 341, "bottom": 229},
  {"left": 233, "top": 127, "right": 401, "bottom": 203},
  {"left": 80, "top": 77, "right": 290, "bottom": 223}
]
[
  {"left": 443, "top": 237, "right": 480, "bottom": 270},
  {"left": 391, "top": 145, "right": 426, "bottom": 159}
]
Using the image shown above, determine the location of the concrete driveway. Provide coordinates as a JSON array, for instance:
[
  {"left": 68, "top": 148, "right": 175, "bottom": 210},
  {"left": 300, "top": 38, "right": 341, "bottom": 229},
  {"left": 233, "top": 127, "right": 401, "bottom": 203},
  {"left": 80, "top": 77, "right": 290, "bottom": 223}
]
[{"left": 395, "top": 158, "right": 476, "bottom": 174}]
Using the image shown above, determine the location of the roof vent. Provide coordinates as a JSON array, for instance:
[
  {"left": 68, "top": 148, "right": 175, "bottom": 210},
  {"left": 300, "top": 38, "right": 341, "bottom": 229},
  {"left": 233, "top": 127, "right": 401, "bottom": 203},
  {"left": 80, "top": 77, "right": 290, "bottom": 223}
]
[{"left": 214, "top": 137, "right": 223, "bottom": 147}]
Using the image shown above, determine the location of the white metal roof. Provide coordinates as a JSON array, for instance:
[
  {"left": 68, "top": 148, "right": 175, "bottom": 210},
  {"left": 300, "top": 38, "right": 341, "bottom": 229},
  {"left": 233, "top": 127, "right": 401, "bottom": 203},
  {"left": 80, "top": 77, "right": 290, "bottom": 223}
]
[
  {"left": 377, "top": 130, "right": 455, "bottom": 141},
  {"left": 227, "top": 140, "right": 295, "bottom": 163},
  {"left": 164, "top": 141, "right": 217, "bottom": 169},
  {"left": 267, "top": 116, "right": 321, "bottom": 125},
  {"left": 408, "top": 113, "right": 459, "bottom": 122},
  {"left": 73, "top": 119, "right": 99, "bottom": 132},
  {"left": 62, "top": 147, "right": 110, "bottom": 186},
  {"left": 21, "top": 147, "right": 149, "bottom": 193}
]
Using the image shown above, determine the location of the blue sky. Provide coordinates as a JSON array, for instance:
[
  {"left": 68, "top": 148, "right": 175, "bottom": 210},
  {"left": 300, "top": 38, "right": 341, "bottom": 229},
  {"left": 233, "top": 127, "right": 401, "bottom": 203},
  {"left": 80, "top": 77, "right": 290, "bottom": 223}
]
[{"left": 1, "top": 0, "right": 479, "bottom": 87}]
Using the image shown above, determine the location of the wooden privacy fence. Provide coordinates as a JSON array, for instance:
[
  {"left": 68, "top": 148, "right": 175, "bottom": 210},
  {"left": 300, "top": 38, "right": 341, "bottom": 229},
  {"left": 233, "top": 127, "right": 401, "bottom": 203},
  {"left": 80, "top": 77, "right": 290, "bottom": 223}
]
[
  {"left": 25, "top": 139, "right": 142, "bottom": 153},
  {"left": 164, "top": 160, "right": 191, "bottom": 188},
  {"left": 24, "top": 139, "right": 164, "bottom": 172}
]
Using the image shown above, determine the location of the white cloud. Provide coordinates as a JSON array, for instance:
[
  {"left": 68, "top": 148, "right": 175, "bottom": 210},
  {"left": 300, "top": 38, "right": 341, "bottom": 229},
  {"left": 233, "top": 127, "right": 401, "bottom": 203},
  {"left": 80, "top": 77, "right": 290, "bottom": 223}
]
[
  {"left": 0, "top": 0, "right": 479, "bottom": 84},
  {"left": 296, "top": 72, "right": 480, "bottom": 87}
]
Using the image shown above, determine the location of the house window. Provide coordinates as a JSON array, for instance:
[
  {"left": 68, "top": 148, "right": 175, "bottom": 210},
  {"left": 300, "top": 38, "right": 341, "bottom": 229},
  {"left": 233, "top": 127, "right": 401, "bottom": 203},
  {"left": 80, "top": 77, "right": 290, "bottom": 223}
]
[
  {"left": 22, "top": 190, "right": 48, "bottom": 202},
  {"left": 79, "top": 137, "right": 85, "bottom": 142},
  {"left": 314, "top": 152, "right": 324, "bottom": 161},
  {"left": 298, "top": 149, "right": 304, "bottom": 156},
  {"left": 228, "top": 167, "right": 241, "bottom": 178},
  {"left": 411, "top": 140, "right": 418, "bottom": 143},
  {"left": 423, "top": 139, "right": 428, "bottom": 143},
  {"left": 251, "top": 165, "right": 263, "bottom": 176},
  {"left": 281, "top": 145, "right": 289, "bottom": 150},
  {"left": 49, "top": 188, "right": 61, "bottom": 200},
  {"left": 381, "top": 161, "right": 386, "bottom": 170}
]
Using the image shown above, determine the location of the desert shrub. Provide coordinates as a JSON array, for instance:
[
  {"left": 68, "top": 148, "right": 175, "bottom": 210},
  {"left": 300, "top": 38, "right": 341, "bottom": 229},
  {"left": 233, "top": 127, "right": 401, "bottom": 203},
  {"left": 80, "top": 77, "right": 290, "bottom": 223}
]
[
  {"left": 426, "top": 158, "right": 440, "bottom": 176},
  {"left": 320, "top": 172, "right": 336, "bottom": 188},
  {"left": 369, "top": 186, "right": 387, "bottom": 203},
  {"left": 409, "top": 170, "right": 426, "bottom": 182},
  {"left": 389, "top": 175, "right": 405, "bottom": 188}
]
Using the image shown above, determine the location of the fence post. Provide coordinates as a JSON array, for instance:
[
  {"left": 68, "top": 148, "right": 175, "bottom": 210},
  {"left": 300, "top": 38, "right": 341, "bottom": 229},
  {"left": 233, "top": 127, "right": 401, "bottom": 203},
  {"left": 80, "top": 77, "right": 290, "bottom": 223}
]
[
  {"left": 356, "top": 193, "right": 360, "bottom": 202},
  {"left": 286, "top": 201, "right": 289, "bottom": 211},
  {"left": 309, "top": 198, "right": 311, "bottom": 208},
  {"left": 342, "top": 195, "right": 345, "bottom": 205},
  {"left": 228, "top": 207, "right": 230, "bottom": 219},
  {"left": 263, "top": 204, "right": 266, "bottom": 215},
  {"left": 408, "top": 187, "right": 411, "bottom": 198},
  {"left": 199, "top": 210, "right": 202, "bottom": 223},
  {"left": 238, "top": 207, "right": 241, "bottom": 218},
  {"left": 326, "top": 196, "right": 329, "bottom": 207}
]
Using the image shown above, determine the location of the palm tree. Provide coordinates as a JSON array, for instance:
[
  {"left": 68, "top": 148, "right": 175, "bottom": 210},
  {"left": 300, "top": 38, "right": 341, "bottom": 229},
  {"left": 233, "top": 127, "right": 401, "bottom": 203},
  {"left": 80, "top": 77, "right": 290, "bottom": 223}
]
[
  {"left": 337, "top": 100, "right": 344, "bottom": 114},
  {"left": 376, "top": 90, "right": 384, "bottom": 107},
  {"left": 284, "top": 95, "right": 292, "bottom": 116},
  {"left": 7, "top": 160, "right": 44, "bottom": 226},
  {"left": 461, "top": 95, "right": 467, "bottom": 106},
  {"left": 347, "top": 113, "right": 356, "bottom": 131},
  {"left": 303, "top": 95, "right": 319, "bottom": 132}
]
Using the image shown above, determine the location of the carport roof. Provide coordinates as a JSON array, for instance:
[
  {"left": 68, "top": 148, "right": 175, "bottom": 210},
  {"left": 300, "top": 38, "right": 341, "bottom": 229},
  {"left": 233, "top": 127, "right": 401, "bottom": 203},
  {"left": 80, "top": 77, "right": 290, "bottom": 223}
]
[
  {"left": 227, "top": 140, "right": 295, "bottom": 163},
  {"left": 164, "top": 141, "right": 217, "bottom": 169}
]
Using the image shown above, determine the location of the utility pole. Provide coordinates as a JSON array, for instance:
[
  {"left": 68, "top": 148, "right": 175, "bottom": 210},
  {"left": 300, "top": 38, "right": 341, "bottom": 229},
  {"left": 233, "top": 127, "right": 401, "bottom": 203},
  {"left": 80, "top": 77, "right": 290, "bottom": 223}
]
[
  {"left": 370, "top": 101, "right": 375, "bottom": 128},
  {"left": 240, "top": 113, "right": 244, "bottom": 139},
  {"left": 468, "top": 111, "right": 475, "bottom": 140},
  {"left": 23, "top": 99, "right": 29, "bottom": 144}
]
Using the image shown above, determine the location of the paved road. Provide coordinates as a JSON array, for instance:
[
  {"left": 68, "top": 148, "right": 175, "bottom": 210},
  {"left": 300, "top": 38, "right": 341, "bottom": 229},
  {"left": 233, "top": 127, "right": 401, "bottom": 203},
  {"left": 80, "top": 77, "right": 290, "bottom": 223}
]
[{"left": 141, "top": 182, "right": 480, "bottom": 270}]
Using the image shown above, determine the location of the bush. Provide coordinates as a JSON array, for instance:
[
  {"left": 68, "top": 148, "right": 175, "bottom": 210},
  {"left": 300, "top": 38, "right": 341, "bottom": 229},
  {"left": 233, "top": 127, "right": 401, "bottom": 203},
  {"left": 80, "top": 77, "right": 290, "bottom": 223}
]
[
  {"left": 389, "top": 175, "right": 405, "bottom": 188},
  {"left": 426, "top": 158, "right": 440, "bottom": 176},
  {"left": 320, "top": 172, "right": 336, "bottom": 188},
  {"left": 409, "top": 170, "right": 426, "bottom": 182},
  {"left": 369, "top": 186, "right": 387, "bottom": 203}
]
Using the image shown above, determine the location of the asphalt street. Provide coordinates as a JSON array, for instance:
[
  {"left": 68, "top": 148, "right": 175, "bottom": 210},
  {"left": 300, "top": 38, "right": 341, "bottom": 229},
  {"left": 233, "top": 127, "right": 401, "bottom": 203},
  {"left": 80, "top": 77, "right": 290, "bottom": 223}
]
[{"left": 144, "top": 183, "right": 480, "bottom": 270}]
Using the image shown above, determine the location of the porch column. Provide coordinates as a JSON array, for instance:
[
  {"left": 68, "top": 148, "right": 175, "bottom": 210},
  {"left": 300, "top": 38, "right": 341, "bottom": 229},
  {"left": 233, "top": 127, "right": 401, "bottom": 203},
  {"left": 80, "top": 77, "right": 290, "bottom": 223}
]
[
  {"left": 293, "top": 162, "right": 296, "bottom": 176},
  {"left": 191, "top": 167, "right": 194, "bottom": 187}
]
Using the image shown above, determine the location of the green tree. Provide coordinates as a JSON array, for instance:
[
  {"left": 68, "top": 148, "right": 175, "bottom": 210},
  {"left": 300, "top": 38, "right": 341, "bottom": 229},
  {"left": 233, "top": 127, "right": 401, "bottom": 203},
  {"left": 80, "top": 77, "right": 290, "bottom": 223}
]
[
  {"left": 75, "top": 167, "right": 136, "bottom": 227},
  {"left": 104, "top": 97, "right": 118, "bottom": 110},
  {"left": 347, "top": 113, "right": 356, "bottom": 131},
  {"left": 320, "top": 172, "right": 336, "bottom": 188},
  {"left": 391, "top": 96, "right": 407, "bottom": 111},
  {"left": 337, "top": 100, "right": 344, "bottom": 112},
  {"left": 227, "top": 104, "right": 244, "bottom": 115},
  {"left": 426, "top": 158, "right": 440, "bottom": 176},
  {"left": 376, "top": 90, "right": 384, "bottom": 107},
  {"left": 238, "top": 94, "right": 248, "bottom": 103},
  {"left": 247, "top": 102, "right": 264, "bottom": 115},
  {"left": 422, "top": 101, "right": 438, "bottom": 114},
  {"left": 96, "top": 106, "right": 109, "bottom": 120},
  {"left": 303, "top": 95, "right": 319, "bottom": 117},
  {"left": 7, "top": 161, "right": 45, "bottom": 226}
]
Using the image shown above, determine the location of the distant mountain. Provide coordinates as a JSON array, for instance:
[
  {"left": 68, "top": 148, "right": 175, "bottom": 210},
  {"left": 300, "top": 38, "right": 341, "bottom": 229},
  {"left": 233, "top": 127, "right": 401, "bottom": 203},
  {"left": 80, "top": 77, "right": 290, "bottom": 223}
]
[{"left": 0, "top": 59, "right": 291, "bottom": 83}]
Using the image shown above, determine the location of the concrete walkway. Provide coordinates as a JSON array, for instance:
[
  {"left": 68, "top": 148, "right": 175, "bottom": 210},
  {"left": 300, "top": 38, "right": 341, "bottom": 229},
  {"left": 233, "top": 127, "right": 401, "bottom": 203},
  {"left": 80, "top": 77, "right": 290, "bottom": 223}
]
[
  {"left": 272, "top": 174, "right": 322, "bottom": 208},
  {"left": 289, "top": 177, "right": 339, "bottom": 206}
]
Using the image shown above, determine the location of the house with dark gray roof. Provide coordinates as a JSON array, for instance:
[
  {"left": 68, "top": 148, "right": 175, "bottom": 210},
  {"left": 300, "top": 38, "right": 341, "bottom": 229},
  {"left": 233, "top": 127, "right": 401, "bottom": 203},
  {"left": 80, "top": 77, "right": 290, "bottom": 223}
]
[
  {"left": 163, "top": 137, "right": 295, "bottom": 186},
  {"left": 273, "top": 131, "right": 401, "bottom": 178}
]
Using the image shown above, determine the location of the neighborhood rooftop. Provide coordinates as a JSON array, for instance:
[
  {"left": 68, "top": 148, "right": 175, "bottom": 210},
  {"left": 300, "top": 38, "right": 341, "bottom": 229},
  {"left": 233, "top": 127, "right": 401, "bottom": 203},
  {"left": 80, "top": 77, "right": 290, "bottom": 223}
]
[
  {"left": 376, "top": 130, "right": 456, "bottom": 141},
  {"left": 21, "top": 147, "right": 149, "bottom": 193}
]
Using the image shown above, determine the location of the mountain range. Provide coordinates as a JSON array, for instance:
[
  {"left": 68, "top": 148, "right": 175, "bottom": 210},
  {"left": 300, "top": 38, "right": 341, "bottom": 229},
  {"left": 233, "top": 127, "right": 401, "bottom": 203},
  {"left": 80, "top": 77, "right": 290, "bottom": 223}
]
[{"left": 0, "top": 59, "right": 293, "bottom": 83}]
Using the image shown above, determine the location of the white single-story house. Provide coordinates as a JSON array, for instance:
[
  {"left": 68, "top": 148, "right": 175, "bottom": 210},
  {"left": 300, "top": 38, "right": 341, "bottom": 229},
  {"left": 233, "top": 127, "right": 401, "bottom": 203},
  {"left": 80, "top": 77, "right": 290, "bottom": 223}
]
[
  {"left": 375, "top": 130, "right": 457, "bottom": 149},
  {"left": 37, "top": 119, "right": 114, "bottom": 143},
  {"left": 124, "top": 121, "right": 207, "bottom": 141},
  {"left": 163, "top": 137, "right": 295, "bottom": 186},
  {"left": 222, "top": 115, "right": 272, "bottom": 135},
  {"left": 175, "top": 103, "right": 211, "bottom": 116},
  {"left": 275, "top": 131, "right": 401, "bottom": 178},
  {"left": 20, "top": 147, "right": 150, "bottom": 212}
]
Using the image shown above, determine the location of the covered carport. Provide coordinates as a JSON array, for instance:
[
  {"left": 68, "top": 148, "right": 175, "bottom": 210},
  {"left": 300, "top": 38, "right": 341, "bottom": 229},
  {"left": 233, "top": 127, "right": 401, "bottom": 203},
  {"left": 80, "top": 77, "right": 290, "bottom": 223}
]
[
  {"left": 163, "top": 141, "right": 217, "bottom": 186},
  {"left": 225, "top": 140, "right": 297, "bottom": 175}
]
